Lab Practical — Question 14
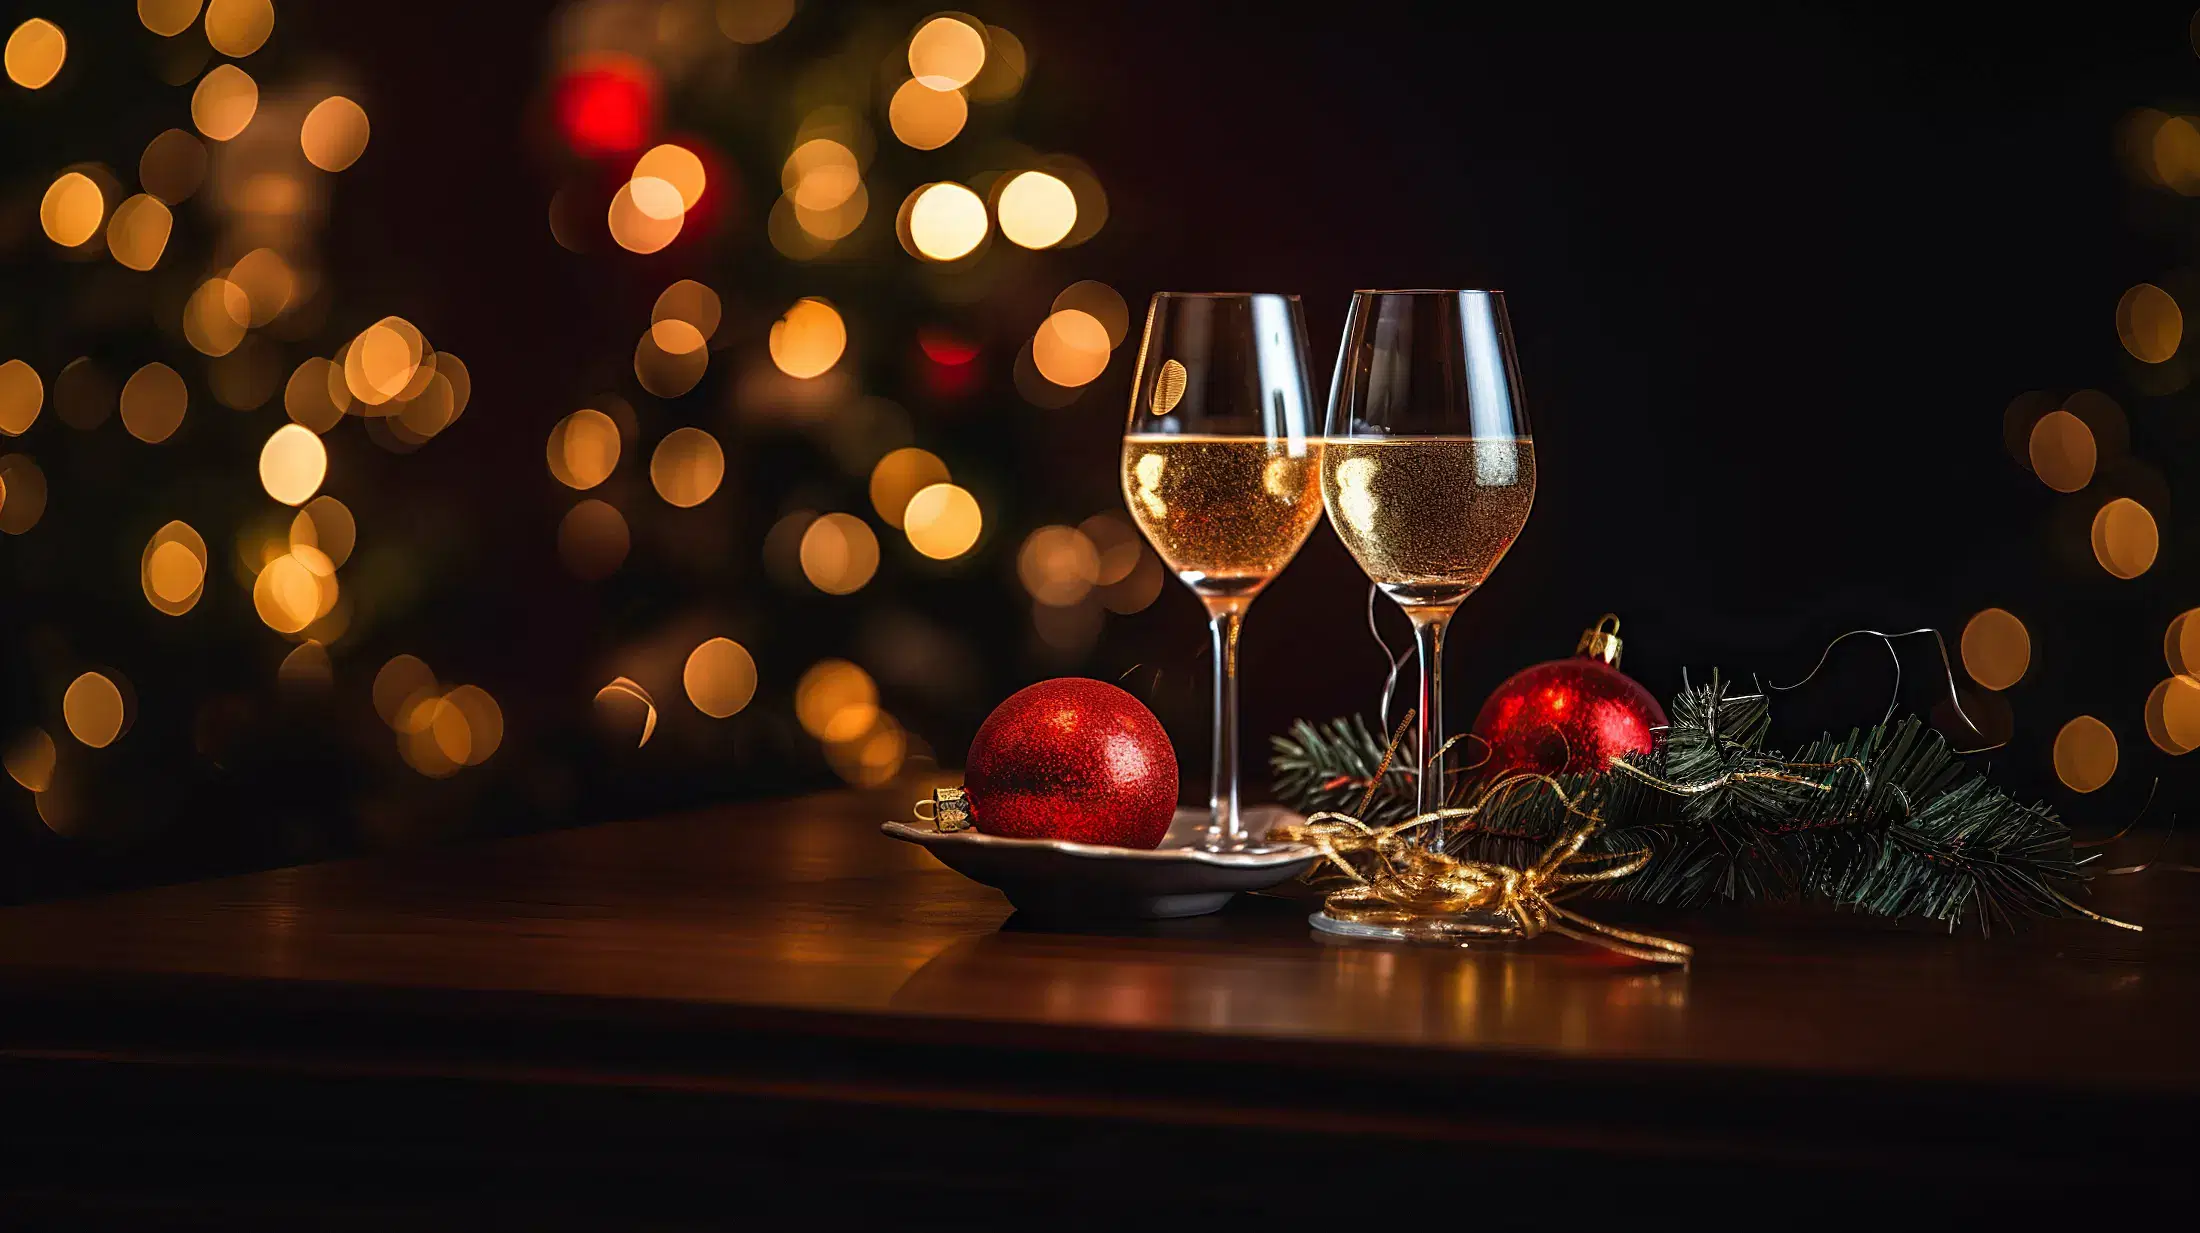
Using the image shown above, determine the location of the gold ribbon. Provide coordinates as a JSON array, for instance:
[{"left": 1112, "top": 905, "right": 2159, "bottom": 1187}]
[{"left": 1273, "top": 786, "right": 1694, "bottom": 966}]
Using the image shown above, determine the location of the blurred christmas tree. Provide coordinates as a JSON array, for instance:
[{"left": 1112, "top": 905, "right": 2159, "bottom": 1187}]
[
  {"left": 0, "top": 0, "right": 1173, "bottom": 900},
  {"left": 527, "top": 1, "right": 1166, "bottom": 807}
]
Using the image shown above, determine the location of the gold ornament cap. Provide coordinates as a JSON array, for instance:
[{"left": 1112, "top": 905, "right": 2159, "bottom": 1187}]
[{"left": 1576, "top": 613, "right": 1624, "bottom": 666}]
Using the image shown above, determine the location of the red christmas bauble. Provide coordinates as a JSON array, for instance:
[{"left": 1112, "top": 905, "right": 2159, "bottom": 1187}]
[
  {"left": 1469, "top": 616, "right": 1666, "bottom": 779},
  {"left": 965, "top": 678, "right": 1179, "bottom": 849}
]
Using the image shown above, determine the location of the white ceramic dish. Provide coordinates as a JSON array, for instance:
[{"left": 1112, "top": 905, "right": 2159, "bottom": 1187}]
[{"left": 882, "top": 805, "right": 1318, "bottom": 919}]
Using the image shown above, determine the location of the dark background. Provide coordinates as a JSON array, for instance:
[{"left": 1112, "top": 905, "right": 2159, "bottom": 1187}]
[{"left": 4, "top": 0, "right": 2195, "bottom": 899}]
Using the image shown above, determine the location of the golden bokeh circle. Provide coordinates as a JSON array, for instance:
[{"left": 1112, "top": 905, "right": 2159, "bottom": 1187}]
[
  {"left": 903, "top": 482, "right": 982, "bottom": 559},
  {"left": 2051, "top": 715, "right": 2118, "bottom": 794},
  {"left": 2089, "top": 497, "right": 2159, "bottom": 580},
  {"left": 997, "top": 171, "right": 1078, "bottom": 249},
  {"left": 684, "top": 638, "right": 759, "bottom": 719},
  {"left": 302, "top": 96, "right": 371, "bottom": 171},
  {"left": 649, "top": 427, "right": 726, "bottom": 508},
  {"left": 1958, "top": 607, "right": 2030, "bottom": 692}
]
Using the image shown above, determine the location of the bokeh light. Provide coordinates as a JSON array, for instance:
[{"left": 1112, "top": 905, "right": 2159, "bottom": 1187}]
[
  {"left": 649, "top": 426, "right": 725, "bottom": 507},
  {"left": 715, "top": 0, "right": 793, "bottom": 43},
  {"left": 40, "top": 172, "right": 103, "bottom": 248},
  {"left": 795, "top": 659, "right": 877, "bottom": 741},
  {"left": 768, "top": 297, "right": 847, "bottom": 378},
  {"left": 826, "top": 712, "right": 906, "bottom": 786},
  {"left": 684, "top": 638, "right": 758, "bottom": 718},
  {"left": 2117, "top": 282, "right": 2181, "bottom": 363},
  {"left": 2144, "top": 676, "right": 2200, "bottom": 755},
  {"left": 548, "top": 408, "right": 621, "bottom": 489},
  {"left": 997, "top": 171, "right": 1077, "bottom": 248},
  {"left": 291, "top": 494, "right": 356, "bottom": 568},
  {"left": 284, "top": 357, "right": 348, "bottom": 431},
  {"left": 140, "top": 128, "right": 207, "bottom": 204},
  {"left": 1959, "top": 607, "right": 2029, "bottom": 691},
  {"left": 595, "top": 676, "right": 658, "bottom": 746},
  {"left": 1080, "top": 513, "right": 1141, "bottom": 584},
  {"left": 0, "top": 361, "right": 41, "bottom": 436},
  {"left": 798, "top": 512, "right": 880, "bottom": 594},
  {"left": 4, "top": 19, "right": 65, "bottom": 90},
  {"left": 2089, "top": 497, "right": 2159, "bottom": 579},
  {"left": 259, "top": 423, "right": 328, "bottom": 505},
  {"left": 301, "top": 95, "right": 370, "bottom": 171},
  {"left": 120, "top": 362, "right": 188, "bottom": 444},
  {"left": 0, "top": 455, "right": 47, "bottom": 534},
  {"left": 203, "top": 0, "right": 272, "bottom": 58},
  {"left": 559, "top": 499, "right": 630, "bottom": 579},
  {"left": 1099, "top": 547, "right": 1165, "bottom": 614},
  {"left": 230, "top": 247, "right": 295, "bottom": 324},
  {"left": 633, "top": 144, "right": 706, "bottom": 211},
  {"left": 889, "top": 78, "right": 967, "bottom": 150},
  {"left": 2025, "top": 409, "right": 2094, "bottom": 492},
  {"left": 608, "top": 179, "right": 683, "bottom": 252},
  {"left": 554, "top": 58, "right": 655, "bottom": 158},
  {"left": 53, "top": 359, "right": 114, "bottom": 430},
  {"left": 2052, "top": 715, "right": 2117, "bottom": 793},
  {"left": 278, "top": 641, "right": 333, "bottom": 692},
  {"left": 652, "top": 279, "right": 721, "bottom": 340},
  {"left": 192, "top": 63, "right": 259, "bottom": 142},
  {"left": 903, "top": 482, "right": 981, "bottom": 559},
  {"left": 106, "top": 194, "right": 174, "bottom": 271},
  {"left": 908, "top": 16, "right": 986, "bottom": 90},
  {"left": 634, "top": 320, "right": 708, "bottom": 396},
  {"left": 141, "top": 520, "right": 210, "bottom": 616},
  {"left": 63, "top": 672, "right": 128, "bottom": 749},
  {"left": 344, "top": 317, "right": 424, "bottom": 404},
  {"left": 868, "top": 447, "right": 949, "bottom": 528},
  {"left": 436, "top": 685, "right": 504, "bottom": 767},
  {"left": 785, "top": 138, "right": 860, "bottom": 211},
  {"left": 3, "top": 729, "right": 54, "bottom": 793},
  {"left": 1031, "top": 309, "right": 1111, "bottom": 387},
  {"left": 1053, "top": 281, "right": 1131, "bottom": 348},
  {"left": 373, "top": 655, "right": 437, "bottom": 728},
  {"left": 1018, "top": 525, "right": 1101, "bottom": 606},
  {"left": 967, "top": 25, "right": 1026, "bottom": 101},
  {"left": 903, "top": 182, "right": 987, "bottom": 260},
  {"left": 139, "top": 0, "right": 204, "bottom": 38},
  {"left": 183, "top": 277, "right": 249, "bottom": 357},
  {"left": 252, "top": 552, "right": 326, "bottom": 633},
  {"left": 2168, "top": 609, "right": 2200, "bottom": 680}
]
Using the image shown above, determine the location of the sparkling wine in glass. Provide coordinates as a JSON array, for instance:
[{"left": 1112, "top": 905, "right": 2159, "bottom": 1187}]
[
  {"left": 1321, "top": 290, "right": 1535, "bottom": 852},
  {"left": 1121, "top": 293, "right": 1322, "bottom": 850}
]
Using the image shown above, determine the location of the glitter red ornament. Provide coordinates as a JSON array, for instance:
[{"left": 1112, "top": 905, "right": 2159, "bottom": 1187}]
[
  {"left": 1469, "top": 615, "right": 1666, "bottom": 780},
  {"left": 964, "top": 678, "right": 1180, "bottom": 849}
]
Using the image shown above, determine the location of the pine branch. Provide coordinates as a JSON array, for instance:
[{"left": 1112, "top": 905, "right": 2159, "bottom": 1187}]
[{"left": 1269, "top": 674, "right": 2099, "bottom": 933}]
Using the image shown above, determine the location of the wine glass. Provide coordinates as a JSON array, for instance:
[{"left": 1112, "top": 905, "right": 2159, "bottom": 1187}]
[
  {"left": 1321, "top": 290, "right": 1535, "bottom": 854},
  {"left": 1121, "top": 293, "right": 1323, "bottom": 851}
]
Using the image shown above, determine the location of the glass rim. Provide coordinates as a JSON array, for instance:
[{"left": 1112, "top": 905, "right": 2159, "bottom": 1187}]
[
  {"left": 1350, "top": 287, "right": 1506, "bottom": 296},
  {"left": 1150, "top": 291, "right": 1303, "bottom": 300}
]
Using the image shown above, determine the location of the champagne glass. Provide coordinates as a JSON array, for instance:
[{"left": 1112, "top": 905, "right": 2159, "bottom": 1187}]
[
  {"left": 1121, "top": 293, "right": 1323, "bottom": 851},
  {"left": 1321, "top": 291, "right": 1535, "bottom": 854}
]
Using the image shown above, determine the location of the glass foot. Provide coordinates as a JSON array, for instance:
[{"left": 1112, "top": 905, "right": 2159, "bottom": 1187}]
[{"left": 1307, "top": 907, "right": 1519, "bottom": 945}]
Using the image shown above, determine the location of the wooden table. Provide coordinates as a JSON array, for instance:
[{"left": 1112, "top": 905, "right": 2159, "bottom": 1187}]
[{"left": 0, "top": 788, "right": 2192, "bottom": 1227}]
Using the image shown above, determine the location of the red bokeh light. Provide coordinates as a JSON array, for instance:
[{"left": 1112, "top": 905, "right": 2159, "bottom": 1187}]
[
  {"left": 554, "top": 58, "right": 657, "bottom": 158},
  {"left": 918, "top": 329, "right": 983, "bottom": 399}
]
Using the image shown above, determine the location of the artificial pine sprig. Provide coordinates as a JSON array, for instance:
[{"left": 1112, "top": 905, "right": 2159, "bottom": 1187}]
[{"left": 1270, "top": 675, "right": 2112, "bottom": 934}]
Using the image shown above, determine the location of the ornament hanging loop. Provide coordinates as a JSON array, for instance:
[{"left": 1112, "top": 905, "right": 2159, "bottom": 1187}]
[{"left": 1576, "top": 613, "right": 1624, "bottom": 665}]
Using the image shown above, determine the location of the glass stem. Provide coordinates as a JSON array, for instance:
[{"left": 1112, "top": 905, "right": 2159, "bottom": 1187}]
[
  {"left": 1413, "top": 612, "right": 1449, "bottom": 854},
  {"left": 1204, "top": 603, "right": 1245, "bottom": 850}
]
